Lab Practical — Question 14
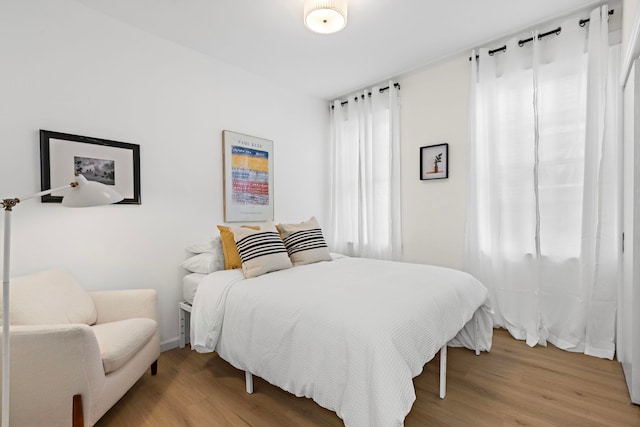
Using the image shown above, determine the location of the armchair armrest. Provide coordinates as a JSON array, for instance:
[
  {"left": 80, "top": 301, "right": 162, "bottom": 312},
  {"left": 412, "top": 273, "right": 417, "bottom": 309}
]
[
  {"left": 4, "top": 324, "right": 106, "bottom": 427},
  {"left": 89, "top": 289, "right": 158, "bottom": 325}
]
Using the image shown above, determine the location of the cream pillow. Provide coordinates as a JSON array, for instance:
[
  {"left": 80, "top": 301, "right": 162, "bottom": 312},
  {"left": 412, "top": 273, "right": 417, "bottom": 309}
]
[
  {"left": 0, "top": 268, "right": 97, "bottom": 326},
  {"left": 232, "top": 222, "right": 292, "bottom": 278},
  {"left": 276, "top": 217, "right": 332, "bottom": 266}
]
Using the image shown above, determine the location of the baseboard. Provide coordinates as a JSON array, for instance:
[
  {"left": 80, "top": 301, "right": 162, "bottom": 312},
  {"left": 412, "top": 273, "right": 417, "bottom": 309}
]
[{"left": 161, "top": 338, "right": 180, "bottom": 352}]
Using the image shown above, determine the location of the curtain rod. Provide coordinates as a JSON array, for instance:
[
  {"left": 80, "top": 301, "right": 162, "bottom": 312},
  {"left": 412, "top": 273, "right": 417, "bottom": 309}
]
[
  {"left": 468, "top": 8, "right": 614, "bottom": 61},
  {"left": 331, "top": 83, "right": 401, "bottom": 109}
]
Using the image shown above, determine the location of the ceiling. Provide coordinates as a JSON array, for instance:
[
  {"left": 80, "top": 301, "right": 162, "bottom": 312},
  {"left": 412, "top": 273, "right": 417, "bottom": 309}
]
[{"left": 77, "top": 0, "right": 605, "bottom": 100}]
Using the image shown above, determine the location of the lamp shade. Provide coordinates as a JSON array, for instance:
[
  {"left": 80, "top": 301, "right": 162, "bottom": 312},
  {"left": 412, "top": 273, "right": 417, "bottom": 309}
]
[
  {"left": 304, "top": 0, "right": 347, "bottom": 34},
  {"left": 61, "top": 174, "right": 124, "bottom": 207}
]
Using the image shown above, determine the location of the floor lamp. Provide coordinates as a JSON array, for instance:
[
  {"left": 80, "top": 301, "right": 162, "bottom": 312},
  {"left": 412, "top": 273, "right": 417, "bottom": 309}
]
[{"left": 1, "top": 174, "right": 123, "bottom": 427}]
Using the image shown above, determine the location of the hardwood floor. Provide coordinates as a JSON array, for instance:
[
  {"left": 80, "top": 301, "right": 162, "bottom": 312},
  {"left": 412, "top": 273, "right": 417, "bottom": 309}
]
[{"left": 96, "top": 329, "right": 640, "bottom": 426}]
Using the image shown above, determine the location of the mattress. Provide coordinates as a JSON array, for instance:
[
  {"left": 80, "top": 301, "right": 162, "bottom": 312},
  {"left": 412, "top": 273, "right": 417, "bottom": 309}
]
[{"left": 182, "top": 272, "right": 206, "bottom": 304}]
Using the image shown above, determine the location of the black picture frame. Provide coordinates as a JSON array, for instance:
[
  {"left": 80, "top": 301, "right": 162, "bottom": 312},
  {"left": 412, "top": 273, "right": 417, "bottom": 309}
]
[
  {"left": 420, "top": 143, "right": 449, "bottom": 180},
  {"left": 39, "top": 130, "right": 141, "bottom": 204}
]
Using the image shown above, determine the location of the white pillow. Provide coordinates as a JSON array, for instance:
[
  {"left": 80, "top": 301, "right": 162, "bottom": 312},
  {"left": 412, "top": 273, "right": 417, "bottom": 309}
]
[
  {"left": 181, "top": 252, "right": 224, "bottom": 274},
  {"left": 232, "top": 222, "right": 292, "bottom": 278},
  {"left": 186, "top": 236, "right": 223, "bottom": 254}
]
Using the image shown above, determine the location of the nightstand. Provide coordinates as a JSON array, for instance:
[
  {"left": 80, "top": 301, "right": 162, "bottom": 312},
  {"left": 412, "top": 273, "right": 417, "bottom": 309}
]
[{"left": 179, "top": 301, "right": 192, "bottom": 349}]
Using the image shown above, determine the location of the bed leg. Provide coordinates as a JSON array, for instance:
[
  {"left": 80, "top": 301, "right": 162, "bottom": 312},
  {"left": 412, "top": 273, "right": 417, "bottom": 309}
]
[
  {"left": 474, "top": 315, "right": 481, "bottom": 356},
  {"left": 245, "top": 371, "right": 254, "bottom": 394},
  {"left": 439, "top": 345, "right": 447, "bottom": 399}
]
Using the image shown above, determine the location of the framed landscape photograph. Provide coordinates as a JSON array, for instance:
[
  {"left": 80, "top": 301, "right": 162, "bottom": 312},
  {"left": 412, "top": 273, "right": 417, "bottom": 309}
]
[
  {"left": 40, "top": 130, "right": 141, "bottom": 204},
  {"left": 420, "top": 143, "right": 449, "bottom": 180},
  {"left": 222, "top": 130, "right": 274, "bottom": 222}
]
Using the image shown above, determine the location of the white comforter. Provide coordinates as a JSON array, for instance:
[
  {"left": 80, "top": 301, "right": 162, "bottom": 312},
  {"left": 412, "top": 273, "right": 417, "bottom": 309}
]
[{"left": 191, "top": 256, "right": 492, "bottom": 427}]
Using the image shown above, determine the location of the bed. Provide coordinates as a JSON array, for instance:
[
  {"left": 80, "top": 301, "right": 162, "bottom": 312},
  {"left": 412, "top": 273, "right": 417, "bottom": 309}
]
[{"left": 188, "top": 254, "right": 492, "bottom": 427}]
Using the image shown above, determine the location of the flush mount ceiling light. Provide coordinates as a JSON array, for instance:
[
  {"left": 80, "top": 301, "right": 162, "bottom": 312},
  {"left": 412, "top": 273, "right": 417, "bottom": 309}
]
[{"left": 304, "top": 0, "right": 348, "bottom": 34}]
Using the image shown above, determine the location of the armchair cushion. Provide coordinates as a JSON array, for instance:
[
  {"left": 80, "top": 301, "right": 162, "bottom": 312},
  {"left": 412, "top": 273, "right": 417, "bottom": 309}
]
[
  {"left": 2, "top": 268, "right": 97, "bottom": 326},
  {"left": 92, "top": 318, "right": 157, "bottom": 374}
]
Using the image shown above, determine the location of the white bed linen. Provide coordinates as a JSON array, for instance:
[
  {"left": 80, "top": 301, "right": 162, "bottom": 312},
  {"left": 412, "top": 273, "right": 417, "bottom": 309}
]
[
  {"left": 182, "top": 272, "right": 206, "bottom": 304},
  {"left": 191, "top": 256, "right": 492, "bottom": 427}
]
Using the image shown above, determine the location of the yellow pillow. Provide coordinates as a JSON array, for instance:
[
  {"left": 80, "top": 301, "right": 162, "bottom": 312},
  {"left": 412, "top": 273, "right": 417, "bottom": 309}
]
[{"left": 217, "top": 225, "right": 260, "bottom": 269}]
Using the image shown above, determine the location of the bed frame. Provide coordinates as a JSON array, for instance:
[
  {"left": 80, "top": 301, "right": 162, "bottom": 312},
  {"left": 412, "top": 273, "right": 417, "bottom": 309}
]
[
  {"left": 244, "top": 345, "right": 449, "bottom": 398},
  {"left": 243, "top": 315, "right": 482, "bottom": 400},
  {"left": 179, "top": 300, "right": 482, "bottom": 401}
]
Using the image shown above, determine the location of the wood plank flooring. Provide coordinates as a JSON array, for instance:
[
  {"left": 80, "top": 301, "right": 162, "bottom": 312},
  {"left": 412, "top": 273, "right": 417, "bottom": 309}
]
[{"left": 96, "top": 329, "right": 640, "bottom": 426}]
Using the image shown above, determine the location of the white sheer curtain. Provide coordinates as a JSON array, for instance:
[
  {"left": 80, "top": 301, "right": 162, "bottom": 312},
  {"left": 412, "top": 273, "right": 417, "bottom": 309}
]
[
  {"left": 328, "top": 82, "right": 401, "bottom": 260},
  {"left": 465, "top": 5, "right": 620, "bottom": 358}
]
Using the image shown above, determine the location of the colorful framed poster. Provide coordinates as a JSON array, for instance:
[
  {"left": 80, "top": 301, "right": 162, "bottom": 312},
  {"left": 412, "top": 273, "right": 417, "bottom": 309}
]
[
  {"left": 39, "top": 130, "right": 141, "bottom": 204},
  {"left": 420, "top": 143, "right": 449, "bottom": 180},
  {"left": 222, "top": 130, "right": 274, "bottom": 222}
]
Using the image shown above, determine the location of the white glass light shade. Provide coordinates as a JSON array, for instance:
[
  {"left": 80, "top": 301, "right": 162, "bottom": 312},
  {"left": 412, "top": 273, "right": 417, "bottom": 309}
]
[
  {"left": 61, "top": 174, "right": 124, "bottom": 207},
  {"left": 304, "top": 0, "right": 347, "bottom": 34}
]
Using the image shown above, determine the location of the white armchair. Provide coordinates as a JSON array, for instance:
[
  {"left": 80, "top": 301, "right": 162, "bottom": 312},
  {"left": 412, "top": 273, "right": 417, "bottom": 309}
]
[{"left": 0, "top": 268, "right": 160, "bottom": 427}]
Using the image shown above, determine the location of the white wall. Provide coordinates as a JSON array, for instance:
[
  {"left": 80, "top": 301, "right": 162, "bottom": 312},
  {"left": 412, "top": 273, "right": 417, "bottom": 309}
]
[
  {"left": 0, "top": 0, "right": 328, "bottom": 348},
  {"left": 399, "top": 57, "right": 470, "bottom": 269}
]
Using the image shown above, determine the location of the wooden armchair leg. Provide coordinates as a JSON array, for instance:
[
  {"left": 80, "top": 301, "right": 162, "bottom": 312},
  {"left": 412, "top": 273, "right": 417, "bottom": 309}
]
[
  {"left": 73, "top": 394, "right": 84, "bottom": 427},
  {"left": 151, "top": 359, "right": 158, "bottom": 376}
]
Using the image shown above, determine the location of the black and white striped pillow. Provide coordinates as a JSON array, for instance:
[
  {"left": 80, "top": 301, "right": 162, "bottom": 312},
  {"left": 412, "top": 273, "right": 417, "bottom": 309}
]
[
  {"left": 232, "top": 223, "right": 292, "bottom": 278},
  {"left": 276, "top": 217, "right": 332, "bottom": 266}
]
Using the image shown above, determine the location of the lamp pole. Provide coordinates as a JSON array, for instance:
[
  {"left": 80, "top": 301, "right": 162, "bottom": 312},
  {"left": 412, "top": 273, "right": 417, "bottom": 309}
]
[
  {"left": 1, "top": 203, "right": 11, "bottom": 427},
  {"left": 1, "top": 182, "right": 74, "bottom": 427}
]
